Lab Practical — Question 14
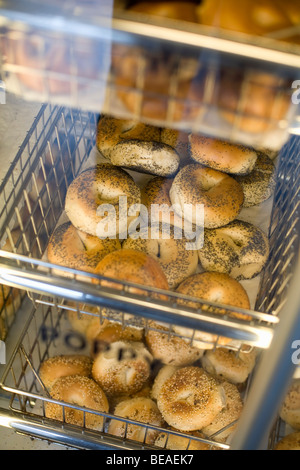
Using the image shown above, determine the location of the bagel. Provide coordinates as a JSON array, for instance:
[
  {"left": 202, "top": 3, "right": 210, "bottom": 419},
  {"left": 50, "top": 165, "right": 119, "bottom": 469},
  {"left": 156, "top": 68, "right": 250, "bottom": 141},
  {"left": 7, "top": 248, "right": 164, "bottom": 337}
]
[
  {"left": 92, "top": 248, "right": 169, "bottom": 330},
  {"left": 47, "top": 222, "right": 121, "bottom": 273},
  {"left": 189, "top": 135, "right": 258, "bottom": 175},
  {"left": 113, "top": 55, "right": 204, "bottom": 123},
  {"left": 145, "top": 321, "right": 204, "bottom": 366},
  {"left": 39, "top": 354, "right": 93, "bottom": 390},
  {"left": 128, "top": 2, "right": 199, "bottom": 23},
  {"left": 122, "top": 224, "right": 199, "bottom": 289},
  {"left": 155, "top": 429, "right": 212, "bottom": 450},
  {"left": 198, "top": 220, "right": 270, "bottom": 280},
  {"left": 151, "top": 365, "right": 181, "bottom": 401},
  {"left": 279, "top": 379, "right": 300, "bottom": 430},
  {"left": 160, "top": 128, "right": 192, "bottom": 167},
  {"left": 141, "top": 177, "right": 184, "bottom": 228},
  {"left": 109, "top": 140, "right": 180, "bottom": 177},
  {"left": 66, "top": 304, "right": 98, "bottom": 335},
  {"left": 45, "top": 375, "right": 109, "bottom": 430},
  {"left": 7, "top": 32, "right": 98, "bottom": 95},
  {"left": 108, "top": 397, "right": 164, "bottom": 445},
  {"left": 156, "top": 366, "right": 226, "bottom": 431},
  {"left": 108, "top": 380, "right": 153, "bottom": 414},
  {"left": 169, "top": 164, "right": 244, "bottom": 228},
  {"left": 174, "top": 272, "right": 251, "bottom": 348},
  {"left": 64, "top": 164, "right": 141, "bottom": 238},
  {"left": 201, "top": 381, "right": 243, "bottom": 441},
  {"left": 91, "top": 340, "right": 153, "bottom": 397},
  {"left": 197, "top": 0, "right": 300, "bottom": 41},
  {"left": 274, "top": 432, "right": 300, "bottom": 450},
  {"left": 85, "top": 318, "right": 144, "bottom": 357},
  {"left": 234, "top": 152, "right": 277, "bottom": 207},
  {"left": 201, "top": 347, "right": 258, "bottom": 385},
  {"left": 216, "top": 70, "right": 291, "bottom": 134},
  {"left": 94, "top": 248, "right": 169, "bottom": 292},
  {"left": 96, "top": 116, "right": 161, "bottom": 160}
]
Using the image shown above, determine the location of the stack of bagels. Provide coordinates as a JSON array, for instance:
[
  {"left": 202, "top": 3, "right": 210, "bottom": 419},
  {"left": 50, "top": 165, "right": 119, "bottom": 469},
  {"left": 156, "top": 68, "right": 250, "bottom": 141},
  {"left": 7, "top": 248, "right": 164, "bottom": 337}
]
[
  {"left": 47, "top": 114, "right": 275, "bottom": 344},
  {"left": 43, "top": 112, "right": 278, "bottom": 447},
  {"left": 111, "top": 0, "right": 295, "bottom": 131},
  {"left": 39, "top": 334, "right": 256, "bottom": 447}
]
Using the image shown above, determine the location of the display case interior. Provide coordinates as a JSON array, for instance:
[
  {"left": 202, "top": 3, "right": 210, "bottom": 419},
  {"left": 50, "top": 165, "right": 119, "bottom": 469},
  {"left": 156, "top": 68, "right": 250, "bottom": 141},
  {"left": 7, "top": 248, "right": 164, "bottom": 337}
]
[{"left": 0, "top": 0, "right": 300, "bottom": 451}]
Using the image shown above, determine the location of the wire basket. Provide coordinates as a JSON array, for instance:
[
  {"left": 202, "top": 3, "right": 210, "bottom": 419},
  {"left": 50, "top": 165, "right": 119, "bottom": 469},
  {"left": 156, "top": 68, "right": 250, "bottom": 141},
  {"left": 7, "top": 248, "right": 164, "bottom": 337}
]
[{"left": 0, "top": 103, "right": 299, "bottom": 449}]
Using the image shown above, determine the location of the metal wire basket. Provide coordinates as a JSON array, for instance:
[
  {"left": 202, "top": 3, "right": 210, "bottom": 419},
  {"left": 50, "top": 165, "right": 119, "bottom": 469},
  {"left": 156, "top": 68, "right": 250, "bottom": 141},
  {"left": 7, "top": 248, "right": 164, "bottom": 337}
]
[{"left": 0, "top": 104, "right": 299, "bottom": 449}]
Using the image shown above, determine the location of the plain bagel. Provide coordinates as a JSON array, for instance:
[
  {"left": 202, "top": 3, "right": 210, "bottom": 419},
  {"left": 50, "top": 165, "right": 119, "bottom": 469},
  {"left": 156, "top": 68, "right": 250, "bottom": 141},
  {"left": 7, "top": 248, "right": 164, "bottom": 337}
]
[
  {"left": 65, "top": 164, "right": 141, "bottom": 238},
  {"left": 92, "top": 248, "right": 169, "bottom": 330},
  {"left": 169, "top": 164, "right": 244, "bottom": 228},
  {"left": 198, "top": 219, "right": 270, "bottom": 280},
  {"left": 189, "top": 135, "right": 258, "bottom": 175},
  {"left": 122, "top": 224, "right": 199, "bottom": 289},
  {"left": 174, "top": 271, "right": 251, "bottom": 348}
]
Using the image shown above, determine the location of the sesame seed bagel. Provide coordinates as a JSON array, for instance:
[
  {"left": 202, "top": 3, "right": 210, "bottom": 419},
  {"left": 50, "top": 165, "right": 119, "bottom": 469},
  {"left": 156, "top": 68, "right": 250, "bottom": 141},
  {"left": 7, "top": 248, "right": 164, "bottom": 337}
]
[
  {"left": 174, "top": 272, "right": 251, "bottom": 348},
  {"left": 156, "top": 366, "right": 226, "bottom": 432},
  {"left": 47, "top": 221, "right": 121, "bottom": 273},
  {"left": 234, "top": 152, "right": 277, "bottom": 208},
  {"left": 85, "top": 318, "right": 144, "bottom": 358},
  {"left": 65, "top": 164, "right": 141, "bottom": 238},
  {"left": 155, "top": 430, "right": 211, "bottom": 450},
  {"left": 108, "top": 397, "right": 164, "bottom": 445},
  {"left": 109, "top": 140, "right": 180, "bottom": 177},
  {"left": 45, "top": 375, "right": 109, "bottom": 430},
  {"left": 91, "top": 340, "right": 153, "bottom": 397},
  {"left": 145, "top": 321, "right": 204, "bottom": 367},
  {"left": 189, "top": 135, "right": 258, "bottom": 175},
  {"left": 201, "top": 347, "right": 258, "bottom": 385},
  {"left": 279, "top": 379, "right": 300, "bottom": 430},
  {"left": 85, "top": 318, "right": 144, "bottom": 345},
  {"left": 274, "top": 432, "right": 300, "bottom": 450},
  {"left": 201, "top": 380, "right": 243, "bottom": 441},
  {"left": 39, "top": 354, "right": 93, "bottom": 390},
  {"left": 122, "top": 224, "right": 199, "bottom": 289},
  {"left": 151, "top": 365, "right": 181, "bottom": 401},
  {"left": 96, "top": 115, "right": 161, "bottom": 160},
  {"left": 198, "top": 219, "right": 269, "bottom": 280},
  {"left": 169, "top": 164, "right": 244, "bottom": 228}
]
